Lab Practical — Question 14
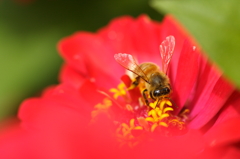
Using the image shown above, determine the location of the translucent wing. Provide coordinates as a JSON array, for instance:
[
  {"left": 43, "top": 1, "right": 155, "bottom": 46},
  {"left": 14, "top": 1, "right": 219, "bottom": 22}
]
[
  {"left": 114, "top": 53, "right": 149, "bottom": 83},
  {"left": 159, "top": 35, "right": 175, "bottom": 74}
]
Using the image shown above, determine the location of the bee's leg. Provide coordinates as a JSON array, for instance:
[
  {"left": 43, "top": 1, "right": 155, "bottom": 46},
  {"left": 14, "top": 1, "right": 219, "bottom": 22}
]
[
  {"left": 166, "top": 97, "right": 178, "bottom": 109},
  {"left": 142, "top": 89, "right": 149, "bottom": 106},
  {"left": 128, "top": 76, "right": 140, "bottom": 90},
  {"left": 156, "top": 98, "right": 160, "bottom": 107}
]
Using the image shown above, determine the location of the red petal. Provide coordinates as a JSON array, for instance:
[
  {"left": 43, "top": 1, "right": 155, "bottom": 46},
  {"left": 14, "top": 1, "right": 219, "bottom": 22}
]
[
  {"left": 99, "top": 15, "right": 164, "bottom": 64},
  {"left": 127, "top": 129, "right": 205, "bottom": 159},
  {"left": 59, "top": 64, "right": 85, "bottom": 88},
  {"left": 58, "top": 32, "right": 93, "bottom": 75},
  {"left": 171, "top": 40, "right": 199, "bottom": 112},
  {"left": 214, "top": 90, "right": 240, "bottom": 125},
  {"left": 123, "top": 15, "right": 163, "bottom": 64},
  {"left": 121, "top": 74, "right": 132, "bottom": 87},
  {"left": 18, "top": 84, "right": 93, "bottom": 128},
  {"left": 203, "top": 90, "right": 240, "bottom": 147},
  {"left": 221, "top": 146, "right": 240, "bottom": 159},
  {"left": 189, "top": 74, "right": 234, "bottom": 128},
  {"left": 204, "top": 117, "right": 240, "bottom": 147},
  {"left": 78, "top": 80, "right": 106, "bottom": 107},
  {"left": 58, "top": 32, "right": 120, "bottom": 88},
  {"left": 97, "top": 15, "right": 135, "bottom": 54}
]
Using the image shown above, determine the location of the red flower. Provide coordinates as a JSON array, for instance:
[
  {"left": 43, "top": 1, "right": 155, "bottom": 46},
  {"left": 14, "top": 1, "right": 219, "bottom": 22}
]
[{"left": 1, "top": 15, "right": 240, "bottom": 159}]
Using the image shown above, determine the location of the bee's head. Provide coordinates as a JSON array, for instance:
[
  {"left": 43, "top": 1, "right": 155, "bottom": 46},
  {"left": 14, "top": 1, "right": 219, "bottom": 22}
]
[
  {"left": 151, "top": 87, "right": 171, "bottom": 99},
  {"left": 148, "top": 73, "right": 171, "bottom": 99}
]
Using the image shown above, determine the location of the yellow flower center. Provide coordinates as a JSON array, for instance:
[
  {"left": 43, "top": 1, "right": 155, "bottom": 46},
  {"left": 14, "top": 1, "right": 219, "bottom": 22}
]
[{"left": 91, "top": 79, "right": 188, "bottom": 147}]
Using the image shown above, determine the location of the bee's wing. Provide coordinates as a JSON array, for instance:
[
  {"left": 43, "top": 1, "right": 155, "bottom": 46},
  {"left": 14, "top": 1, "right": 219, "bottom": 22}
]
[
  {"left": 159, "top": 35, "right": 175, "bottom": 74},
  {"left": 114, "top": 53, "right": 150, "bottom": 83}
]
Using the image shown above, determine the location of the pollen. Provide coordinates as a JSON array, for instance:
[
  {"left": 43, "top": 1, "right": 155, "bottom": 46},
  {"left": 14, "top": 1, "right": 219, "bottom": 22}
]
[
  {"left": 91, "top": 78, "right": 188, "bottom": 147},
  {"left": 168, "top": 119, "right": 185, "bottom": 130},
  {"left": 116, "top": 118, "right": 144, "bottom": 148},
  {"left": 109, "top": 83, "right": 127, "bottom": 99},
  {"left": 91, "top": 98, "right": 112, "bottom": 120},
  {"left": 146, "top": 99, "right": 174, "bottom": 132}
]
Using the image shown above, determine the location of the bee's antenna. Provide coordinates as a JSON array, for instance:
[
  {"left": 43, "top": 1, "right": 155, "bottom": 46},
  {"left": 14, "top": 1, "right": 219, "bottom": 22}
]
[{"left": 169, "top": 98, "right": 179, "bottom": 109}]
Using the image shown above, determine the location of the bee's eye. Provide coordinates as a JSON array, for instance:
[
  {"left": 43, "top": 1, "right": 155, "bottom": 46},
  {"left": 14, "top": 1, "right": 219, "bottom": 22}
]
[
  {"left": 163, "top": 87, "right": 170, "bottom": 94},
  {"left": 153, "top": 89, "right": 161, "bottom": 97}
]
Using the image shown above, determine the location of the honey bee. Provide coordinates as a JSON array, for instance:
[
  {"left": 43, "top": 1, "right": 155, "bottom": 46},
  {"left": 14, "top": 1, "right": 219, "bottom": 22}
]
[{"left": 114, "top": 35, "right": 175, "bottom": 105}]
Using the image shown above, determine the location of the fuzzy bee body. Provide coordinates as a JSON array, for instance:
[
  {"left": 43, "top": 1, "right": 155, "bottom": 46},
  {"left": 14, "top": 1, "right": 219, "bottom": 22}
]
[
  {"left": 135, "top": 62, "right": 171, "bottom": 100},
  {"left": 114, "top": 36, "right": 175, "bottom": 105}
]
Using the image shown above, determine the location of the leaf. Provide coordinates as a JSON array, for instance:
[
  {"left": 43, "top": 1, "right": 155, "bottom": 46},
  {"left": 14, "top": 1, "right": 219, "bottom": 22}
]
[{"left": 151, "top": 0, "right": 240, "bottom": 87}]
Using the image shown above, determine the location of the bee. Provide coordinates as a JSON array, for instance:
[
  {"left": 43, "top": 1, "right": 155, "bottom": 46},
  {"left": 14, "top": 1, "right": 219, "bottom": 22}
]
[{"left": 114, "top": 35, "right": 175, "bottom": 105}]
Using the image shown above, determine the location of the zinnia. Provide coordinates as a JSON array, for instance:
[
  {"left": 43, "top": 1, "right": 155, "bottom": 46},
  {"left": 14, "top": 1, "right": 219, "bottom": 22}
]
[{"left": 0, "top": 15, "right": 240, "bottom": 159}]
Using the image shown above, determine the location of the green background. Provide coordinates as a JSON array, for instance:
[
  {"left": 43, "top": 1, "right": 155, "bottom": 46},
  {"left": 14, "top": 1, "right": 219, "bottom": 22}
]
[{"left": 0, "top": 0, "right": 239, "bottom": 120}]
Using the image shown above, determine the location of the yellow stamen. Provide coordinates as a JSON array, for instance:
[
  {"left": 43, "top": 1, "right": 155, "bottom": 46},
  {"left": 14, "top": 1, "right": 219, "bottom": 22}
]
[
  {"left": 151, "top": 123, "right": 158, "bottom": 132},
  {"left": 165, "top": 100, "right": 172, "bottom": 106},
  {"left": 109, "top": 83, "right": 127, "bottom": 99},
  {"left": 134, "top": 126, "right": 143, "bottom": 130},
  {"left": 91, "top": 98, "right": 112, "bottom": 120},
  {"left": 145, "top": 98, "right": 178, "bottom": 132},
  {"left": 148, "top": 109, "right": 158, "bottom": 121},
  {"left": 91, "top": 80, "right": 188, "bottom": 148},
  {"left": 137, "top": 117, "right": 149, "bottom": 130},
  {"left": 157, "top": 109, "right": 163, "bottom": 116},
  {"left": 149, "top": 100, "right": 158, "bottom": 109},
  {"left": 130, "top": 119, "right": 135, "bottom": 127},
  {"left": 145, "top": 117, "right": 155, "bottom": 123},
  {"left": 128, "top": 84, "right": 136, "bottom": 90},
  {"left": 121, "top": 123, "right": 129, "bottom": 130},
  {"left": 159, "top": 99, "right": 172, "bottom": 109},
  {"left": 159, "top": 121, "right": 168, "bottom": 127},
  {"left": 115, "top": 118, "right": 146, "bottom": 147},
  {"left": 163, "top": 107, "right": 174, "bottom": 113},
  {"left": 159, "top": 113, "right": 170, "bottom": 120},
  {"left": 126, "top": 104, "right": 134, "bottom": 112},
  {"left": 94, "top": 98, "right": 112, "bottom": 109},
  {"left": 168, "top": 119, "right": 185, "bottom": 130}
]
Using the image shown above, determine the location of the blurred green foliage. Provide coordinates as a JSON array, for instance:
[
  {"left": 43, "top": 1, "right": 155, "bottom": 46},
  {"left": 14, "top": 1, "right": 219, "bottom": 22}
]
[
  {"left": 152, "top": 0, "right": 240, "bottom": 88},
  {"left": 0, "top": 0, "right": 162, "bottom": 120}
]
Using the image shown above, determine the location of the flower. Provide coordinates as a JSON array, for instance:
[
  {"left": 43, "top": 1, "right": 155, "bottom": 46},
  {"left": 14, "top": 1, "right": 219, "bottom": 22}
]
[{"left": 1, "top": 15, "right": 240, "bottom": 159}]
